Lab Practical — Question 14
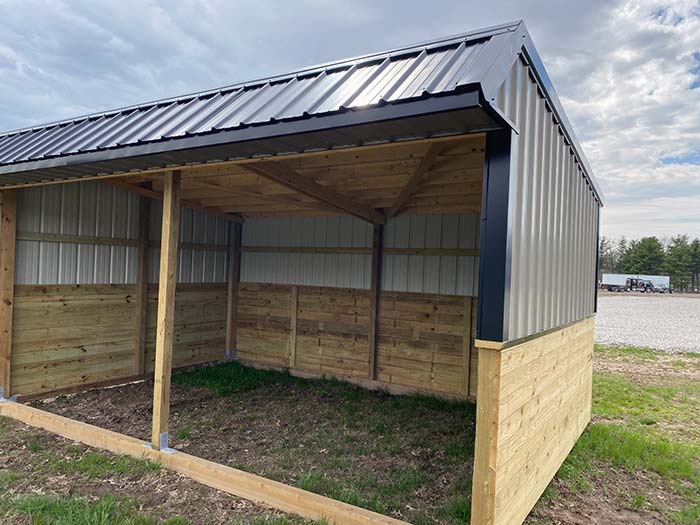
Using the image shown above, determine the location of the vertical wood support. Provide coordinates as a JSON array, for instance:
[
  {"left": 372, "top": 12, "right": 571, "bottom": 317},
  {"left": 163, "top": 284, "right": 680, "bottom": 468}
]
[
  {"left": 471, "top": 347, "right": 501, "bottom": 525},
  {"left": 0, "top": 191, "right": 16, "bottom": 400},
  {"left": 151, "top": 171, "right": 181, "bottom": 451},
  {"left": 225, "top": 222, "right": 242, "bottom": 360},
  {"left": 134, "top": 196, "right": 150, "bottom": 375},
  {"left": 367, "top": 224, "right": 383, "bottom": 380},
  {"left": 288, "top": 286, "right": 299, "bottom": 368}
]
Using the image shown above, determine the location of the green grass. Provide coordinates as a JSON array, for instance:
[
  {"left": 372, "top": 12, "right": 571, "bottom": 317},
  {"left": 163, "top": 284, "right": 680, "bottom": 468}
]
[
  {"left": 173, "top": 361, "right": 303, "bottom": 396},
  {"left": 593, "top": 372, "right": 700, "bottom": 439},
  {"left": 594, "top": 343, "right": 659, "bottom": 361},
  {"left": 0, "top": 494, "right": 188, "bottom": 525}
]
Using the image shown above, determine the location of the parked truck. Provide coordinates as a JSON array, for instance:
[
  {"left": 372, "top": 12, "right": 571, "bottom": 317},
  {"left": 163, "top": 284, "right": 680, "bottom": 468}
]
[{"left": 600, "top": 274, "right": 671, "bottom": 293}]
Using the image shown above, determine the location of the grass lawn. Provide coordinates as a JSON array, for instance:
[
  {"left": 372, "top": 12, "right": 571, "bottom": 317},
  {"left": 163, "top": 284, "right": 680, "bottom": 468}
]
[{"left": 1, "top": 343, "right": 698, "bottom": 524}]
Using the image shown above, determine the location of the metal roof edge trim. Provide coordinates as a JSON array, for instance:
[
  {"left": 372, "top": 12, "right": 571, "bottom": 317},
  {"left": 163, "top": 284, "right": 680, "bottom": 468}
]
[
  {"left": 0, "top": 89, "right": 483, "bottom": 178},
  {"left": 517, "top": 26, "right": 604, "bottom": 205},
  {"left": 0, "top": 21, "right": 522, "bottom": 138}
]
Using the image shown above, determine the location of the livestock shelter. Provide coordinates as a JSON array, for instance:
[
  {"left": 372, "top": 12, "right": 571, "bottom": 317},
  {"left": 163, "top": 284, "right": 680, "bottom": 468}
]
[{"left": 0, "top": 21, "right": 602, "bottom": 525}]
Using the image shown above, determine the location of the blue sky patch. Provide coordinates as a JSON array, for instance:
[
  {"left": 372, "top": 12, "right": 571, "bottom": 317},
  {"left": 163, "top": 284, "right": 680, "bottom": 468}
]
[{"left": 661, "top": 151, "right": 700, "bottom": 165}]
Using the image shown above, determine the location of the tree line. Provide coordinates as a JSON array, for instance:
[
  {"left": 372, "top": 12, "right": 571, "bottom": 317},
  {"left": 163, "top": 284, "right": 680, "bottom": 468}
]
[{"left": 599, "top": 236, "right": 700, "bottom": 292}]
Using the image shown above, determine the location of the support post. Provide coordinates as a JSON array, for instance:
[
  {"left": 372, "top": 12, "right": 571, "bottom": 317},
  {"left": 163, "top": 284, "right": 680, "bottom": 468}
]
[
  {"left": 225, "top": 222, "right": 242, "bottom": 360},
  {"left": 150, "top": 171, "right": 181, "bottom": 451},
  {"left": 0, "top": 190, "right": 16, "bottom": 401},
  {"left": 367, "top": 224, "right": 383, "bottom": 380},
  {"left": 135, "top": 196, "right": 150, "bottom": 375}
]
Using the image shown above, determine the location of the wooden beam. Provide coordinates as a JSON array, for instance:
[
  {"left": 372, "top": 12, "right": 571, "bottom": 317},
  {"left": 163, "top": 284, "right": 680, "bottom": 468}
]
[
  {"left": 16, "top": 231, "right": 139, "bottom": 247},
  {"left": 0, "top": 402, "right": 411, "bottom": 525},
  {"left": 385, "top": 143, "right": 446, "bottom": 218},
  {"left": 134, "top": 196, "right": 150, "bottom": 375},
  {"left": 367, "top": 224, "right": 383, "bottom": 380},
  {"left": 0, "top": 190, "right": 16, "bottom": 399},
  {"left": 150, "top": 170, "right": 181, "bottom": 451},
  {"left": 0, "top": 134, "right": 481, "bottom": 191},
  {"left": 240, "top": 246, "right": 479, "bottom": 257},
  {"left": 225, "top": 222, "right": 242, "bottom": 360},
  {"left": 107, "top": 179, "right": 243, "bottom": 223},
  {"left": 243, "top": 162, "right": 385, "bottom": 224}
]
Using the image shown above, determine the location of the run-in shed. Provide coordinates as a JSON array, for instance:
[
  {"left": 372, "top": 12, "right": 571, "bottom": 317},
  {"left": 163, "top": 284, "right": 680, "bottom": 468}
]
[{"left": 0, "top": 20, "right": 602, "bottom": 525}]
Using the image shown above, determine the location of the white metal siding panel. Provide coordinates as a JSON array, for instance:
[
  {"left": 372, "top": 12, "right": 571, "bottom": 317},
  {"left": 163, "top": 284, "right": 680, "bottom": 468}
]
[
  {"left": 240, "top": 216, "right": 373, "bottom": 289},
  {"left": 497, "top": 58, "right": 599, "bottom": 340},
  {"left": 240, "top": 214, "right": 478, "bottom": 295},
  {"left": 15, "top": 181, "right": 227, "bottom": 285},
  {"left": 15, "top": 182, "right": 139, "bottom": 284},
  {"left": 148, "top": 203, "right": 229, "bottom": 284}
]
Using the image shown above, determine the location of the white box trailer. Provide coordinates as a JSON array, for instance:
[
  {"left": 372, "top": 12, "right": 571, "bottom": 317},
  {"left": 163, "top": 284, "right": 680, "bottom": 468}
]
[{"left": 601, "top": 273, "right": 671, "bottom": 292}]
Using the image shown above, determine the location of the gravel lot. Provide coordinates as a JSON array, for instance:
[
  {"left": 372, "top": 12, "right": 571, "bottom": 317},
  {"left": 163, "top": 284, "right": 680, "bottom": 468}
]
[{"left": 596, "top": 293, "right": 700, "bottom": 353}]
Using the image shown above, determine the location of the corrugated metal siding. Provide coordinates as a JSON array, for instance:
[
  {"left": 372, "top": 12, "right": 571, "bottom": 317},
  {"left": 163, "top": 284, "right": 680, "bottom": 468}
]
[
  {"left": 240, "top": 217, "right": 373, "bottom": 289},
  {"left": 0, "top": 34, "right": 496, "bottom": 168},
  {"left": 148, "top": 205, "right": 229, "bottom": 284},
  {"left": 496, "top": 58, "right": 598, "bottom": 340},
  {"left": 382, "top": 214, "right": 479, "bottom": 295},
  {"left": 15, "top": 181, "right": 229, "bottom": 285},
  {"left": 240, "top": 214, "right": 479, "bottom": 295},
  {"left": 15, "top": 182, "right": 139, "bottom": 284}
]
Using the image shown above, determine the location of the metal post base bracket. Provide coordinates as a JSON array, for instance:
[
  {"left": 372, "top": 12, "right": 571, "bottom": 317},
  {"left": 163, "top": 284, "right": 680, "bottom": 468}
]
[
  {"left": 145, "top": 432, "right": 177, "bottom": 454},
  {"left": 0, "top": 387, "right": 17, "bottom": 403}
]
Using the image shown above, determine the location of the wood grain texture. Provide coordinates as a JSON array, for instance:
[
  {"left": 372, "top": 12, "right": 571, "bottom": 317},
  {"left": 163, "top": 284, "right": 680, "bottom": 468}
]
[
  {"left": 470, "top": 317, "right": 594, "bottom": 525},
  {"left": 236, "top": 282, "right": 475, "bottom": 398},
  {"left": 0, "top": 402, "right": 410, "bottom": 525},
  {"left": 0, "top": 190, "right": 16, "bottom": 396},
  {"left": 151, "top": 170, "right": 181, "bottom": 450}
]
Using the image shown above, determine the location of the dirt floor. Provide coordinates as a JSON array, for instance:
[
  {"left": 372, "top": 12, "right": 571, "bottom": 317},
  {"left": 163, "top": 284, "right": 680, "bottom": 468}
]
[{"left": 1, "top": 346, "right": 699, "bottom": 524}]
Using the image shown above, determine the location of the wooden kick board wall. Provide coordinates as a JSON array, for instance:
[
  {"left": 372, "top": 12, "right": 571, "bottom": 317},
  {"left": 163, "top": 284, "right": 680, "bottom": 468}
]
[
  {"left": 236, "top": 282, "right": 477, "bottom": 398},
  {"left": 10, "top": 283, "right": 227, "bottom": 397},
  {"left": 471, "top": 317, "right": 594, "bottom": 525}
]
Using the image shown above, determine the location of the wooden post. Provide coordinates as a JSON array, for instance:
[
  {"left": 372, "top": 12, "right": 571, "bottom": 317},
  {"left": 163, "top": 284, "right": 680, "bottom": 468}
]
[
  {"left": 288, "top": 286, "right": 298, "bottom": 369},
  {"left": 150, "top": 171, "right": 181, "bottom": 451},
  {"left": 367, "top": 224, "right": 383, "bottom": 380},
  {"left": 0, "top": 191, "right": 16, "bottom": 400},
  {"left": 134, "top": 196, "right": 150, "bottom": 375},
  {"left": 225, "top": 222, "right": 242, "bottom": 360},
  {"left": 462, "top": 297, "right": 472, "bottom": 396}
]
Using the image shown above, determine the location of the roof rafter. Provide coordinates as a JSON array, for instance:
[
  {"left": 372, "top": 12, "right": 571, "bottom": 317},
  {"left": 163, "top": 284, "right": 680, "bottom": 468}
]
[
  {"left": 385, "top": 142, "right": 449, "bottom": 218},
  {"left": 241, "top": 161, "right": 385, "bottom": 224}
]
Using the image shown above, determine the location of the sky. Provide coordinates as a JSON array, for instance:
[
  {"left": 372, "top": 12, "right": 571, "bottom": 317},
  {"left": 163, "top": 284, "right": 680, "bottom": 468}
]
[{"left": 0, "top": 0, "right": 698, "bottom": 240}]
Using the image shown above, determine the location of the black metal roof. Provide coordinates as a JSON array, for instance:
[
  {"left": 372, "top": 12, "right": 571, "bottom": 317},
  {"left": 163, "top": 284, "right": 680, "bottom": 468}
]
[{"left": 0, "top": 20, "right": 602, "bottom": 201}]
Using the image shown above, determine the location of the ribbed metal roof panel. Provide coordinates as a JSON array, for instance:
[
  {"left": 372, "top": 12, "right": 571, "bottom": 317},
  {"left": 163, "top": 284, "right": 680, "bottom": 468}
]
[{"left": 0, "top": 24, "right": 510, "bottom": 168}]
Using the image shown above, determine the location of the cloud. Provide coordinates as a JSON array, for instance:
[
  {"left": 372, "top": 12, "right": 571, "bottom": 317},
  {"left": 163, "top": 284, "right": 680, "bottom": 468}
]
[{"left": 0, "top": 0, "right": 698, "bottom": 239}]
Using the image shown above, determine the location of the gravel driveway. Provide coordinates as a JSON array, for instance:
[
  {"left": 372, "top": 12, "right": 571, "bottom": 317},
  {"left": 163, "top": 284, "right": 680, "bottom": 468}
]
[{"left": 595, "top": 294, "right": 700, "bottom": 353}]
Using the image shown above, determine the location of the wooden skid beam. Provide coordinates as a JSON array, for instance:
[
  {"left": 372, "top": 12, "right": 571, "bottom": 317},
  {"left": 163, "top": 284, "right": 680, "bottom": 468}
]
[
  {"left": 225, "top": 222, "right": 242, "bottom": 359},
  {"left": 0, "top": 402, "right": 410, "bottom": 525},
  {"left": 386, "top": 142, "right": 447, "bottom": 218},
  {"left": 242, "top": 161, "right": 385, "bottom": 224},
  {"left": 0, "top": 190, "right": 16, "bottom": 398},
  {"left": 151, "top": 171, "right": 181, "bottom": 450}
]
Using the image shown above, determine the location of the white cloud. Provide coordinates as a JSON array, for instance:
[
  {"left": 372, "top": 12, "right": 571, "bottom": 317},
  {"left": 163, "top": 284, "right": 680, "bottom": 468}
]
[{"left": 0, "top": 0, "right": 698, "bottom": 239}]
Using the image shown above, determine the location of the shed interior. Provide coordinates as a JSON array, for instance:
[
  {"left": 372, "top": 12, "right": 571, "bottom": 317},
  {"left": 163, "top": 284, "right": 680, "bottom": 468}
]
[{"left": 9, "top": 132, "right": 485, "bottom": 402}]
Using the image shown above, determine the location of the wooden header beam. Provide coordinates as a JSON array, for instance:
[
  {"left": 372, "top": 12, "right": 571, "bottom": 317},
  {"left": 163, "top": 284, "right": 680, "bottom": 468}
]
[
  {"left": 108, "top": 179, "right": 243, "bottom": 223},
  {"left": 243, "top": 161, "right": 385, "bottom": 225}
]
